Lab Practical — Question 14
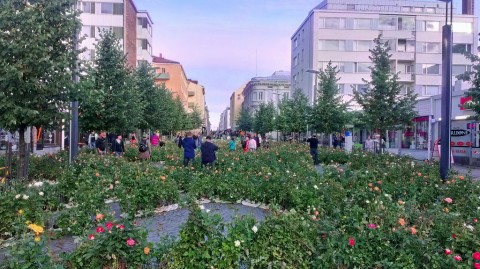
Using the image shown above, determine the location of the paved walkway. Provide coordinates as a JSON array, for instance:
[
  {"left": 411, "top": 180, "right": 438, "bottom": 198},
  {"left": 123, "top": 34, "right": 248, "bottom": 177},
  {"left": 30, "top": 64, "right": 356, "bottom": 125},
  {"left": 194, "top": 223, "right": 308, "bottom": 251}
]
[{"left": 386, "top": 148, "right": 480, "bottom": 179}]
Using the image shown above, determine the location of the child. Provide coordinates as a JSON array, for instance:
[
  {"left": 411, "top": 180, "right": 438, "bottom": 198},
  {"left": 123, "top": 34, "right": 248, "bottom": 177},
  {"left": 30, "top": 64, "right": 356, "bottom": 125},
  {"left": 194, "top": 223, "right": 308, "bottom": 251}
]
[{"left": 229, "top": 137, "right": 236, "bottom": 151}]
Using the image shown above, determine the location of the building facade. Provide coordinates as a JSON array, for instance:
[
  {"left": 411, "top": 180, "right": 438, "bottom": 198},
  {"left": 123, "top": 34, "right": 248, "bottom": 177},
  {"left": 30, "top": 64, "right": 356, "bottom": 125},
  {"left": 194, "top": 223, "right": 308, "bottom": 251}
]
[
  {"left": 218, "top": 107, "right": 231, "bottom": 132},
  {"left": 229, "top": 84, "right": 246, "bottom": 131},
  {"left": 78, "top": 0, "right": 153, "bottom": 67},
  {"left": 241, "top": 71, "right": 291, "bottom": 114},
  {"left": 187, "top": 79, "right": 208, "bottom": 133},
  {"left": 152, "top": 54, "right": 189, "bottom": 109},
  {"left": 291, "top": 0, "right": 478, "bottom": 105}
]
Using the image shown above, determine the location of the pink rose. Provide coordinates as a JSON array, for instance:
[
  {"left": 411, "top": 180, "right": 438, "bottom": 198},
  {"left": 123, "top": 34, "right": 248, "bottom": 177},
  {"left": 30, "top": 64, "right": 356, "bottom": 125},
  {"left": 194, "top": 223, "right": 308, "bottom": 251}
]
[
  {"left": 474, "top": 263, "right": 480, "bottom": 269},
  {"left": 116, "top": 224, "right": 125, "bottom": 230},
  {"left": 444, "top": 249, "right": 452, "bottom": 255},
  {"left": 126, "top": 238, "right": 136, "bottom": 247},
  {"left": 96, "top": 226, "right": 105, "bottom": 233},
  {"left": 454, "top": 255, "right": 462, "bottom": 261},
  {"left": 367, "top": 223, "right": 377, "bottom": 229},
  {"left": 105, "top": 222, "right": 114, "bottom": 230},
  {"left": 444, "top": 198, "right": 453, "bottom": 204},
  {"left": 473, "top": 252, "right": 480, "bottom": 261},
  {"left": 348, "top": 238, "right": 355, "bottom": 247},
  {"left": 88, "top": 234, "right": 95, "bottom": 240}
]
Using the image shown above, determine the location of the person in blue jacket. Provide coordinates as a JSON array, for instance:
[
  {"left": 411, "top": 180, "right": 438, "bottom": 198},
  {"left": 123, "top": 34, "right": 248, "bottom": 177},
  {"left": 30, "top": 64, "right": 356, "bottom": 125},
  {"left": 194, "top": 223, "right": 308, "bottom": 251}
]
[
  {"left": 201, "top": 136, "right": 219, "bottom": 168},
  {"left": 181, "top": 132, "right": 196, "bottom": 166}
]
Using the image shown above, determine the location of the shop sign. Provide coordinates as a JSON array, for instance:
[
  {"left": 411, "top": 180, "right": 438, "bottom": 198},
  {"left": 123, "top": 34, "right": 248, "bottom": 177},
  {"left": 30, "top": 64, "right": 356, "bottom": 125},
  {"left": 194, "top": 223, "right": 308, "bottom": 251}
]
[
  {"left": 460, "top": 96, "right": 473, "bottom": 111},
  {"left": 451, "top": 129, "right": 470, "bottom": 137}
]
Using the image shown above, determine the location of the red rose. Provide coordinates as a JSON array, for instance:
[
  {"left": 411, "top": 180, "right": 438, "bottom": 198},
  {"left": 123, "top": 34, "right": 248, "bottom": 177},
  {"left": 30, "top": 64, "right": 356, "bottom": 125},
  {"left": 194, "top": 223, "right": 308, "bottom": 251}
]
[
  {"left": 473, "top": 252, "right": 480, "bottom": 260},
  {"left": 454, "top": 255, "right": 462, "bottom": 261},
  {"left": 348, "top": 238, "right": 355, "bottom": 247},
  {"left": 474, "top": 218, "right": 478, "bottom": 223},
  {"left": 116, "top": 224, "right": 125, "bottom": 230},
  {"left": 105, "top": 222, "right": 114, "bottom": 230},
  {"left": 96, "top": 226, "right": 105, "bottom": 233},
  {"left": 452, "top": 233, "right": 457, "bottom": 239},
  {"left": 126, "top": 238, "right": 136, "bottom": 247},
  {"left": 444, "top": 249, "right": 452, "bottom": 255},
  {"left": 474, "top": 263, "right": 480, "bottom": 269},
  {"left": 88, "top": 234, "right": 95, "bottom": 240}
]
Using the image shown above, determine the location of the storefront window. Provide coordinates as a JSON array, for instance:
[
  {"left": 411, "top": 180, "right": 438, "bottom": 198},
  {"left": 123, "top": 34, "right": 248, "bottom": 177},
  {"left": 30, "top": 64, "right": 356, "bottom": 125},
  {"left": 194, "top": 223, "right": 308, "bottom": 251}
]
[{"left": 402, "top": 116, "right": 429, "bottom": 149}]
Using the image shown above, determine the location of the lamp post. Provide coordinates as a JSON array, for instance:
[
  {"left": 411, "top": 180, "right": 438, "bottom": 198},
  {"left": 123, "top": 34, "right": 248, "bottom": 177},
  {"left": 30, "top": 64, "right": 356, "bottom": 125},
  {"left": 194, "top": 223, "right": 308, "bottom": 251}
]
[
  {"left": 439, "top": 0, "right": 453, "bottom": 182},
  {"left": 69, "top": 19, "right": 79, "bottom": 164}
]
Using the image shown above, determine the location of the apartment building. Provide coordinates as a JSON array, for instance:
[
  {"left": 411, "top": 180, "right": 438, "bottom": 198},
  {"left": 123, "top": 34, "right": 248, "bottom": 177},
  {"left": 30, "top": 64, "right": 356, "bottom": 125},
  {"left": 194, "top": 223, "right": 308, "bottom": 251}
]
[
  {"left": 229, "top": 84, "right": 246, "bottom": 131},
  {"left": 219, "top": 107, "right": 231, "bottom": 131},
  {"left": 187, "top": 79, "right": 208, "bottom": 133},
  {"left": 78, "top": 0, "right": 153, "bottom": 67},
  {"left": 242, "top": 71, "right": 291, "bottom": 114},
  {"left": 152, "top": 54, "right": 189, "bottom": 109},
  {"left": 291, "top": 0, "right": 478, "bottom": 106}
]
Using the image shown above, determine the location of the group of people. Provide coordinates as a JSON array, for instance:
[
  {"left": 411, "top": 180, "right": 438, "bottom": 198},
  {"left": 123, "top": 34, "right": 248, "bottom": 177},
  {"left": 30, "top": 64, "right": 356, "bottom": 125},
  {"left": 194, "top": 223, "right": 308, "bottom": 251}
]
[{"left": 179, "top": 132, "right": 218, "bottom": 167}]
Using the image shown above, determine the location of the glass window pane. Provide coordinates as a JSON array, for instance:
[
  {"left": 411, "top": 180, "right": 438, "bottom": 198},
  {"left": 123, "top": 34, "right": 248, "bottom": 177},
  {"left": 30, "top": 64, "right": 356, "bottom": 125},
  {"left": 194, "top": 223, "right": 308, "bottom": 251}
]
[
  {"left": 398, "top": 17, "right": 415, "bottom": 30},
  {"left": 425, "top": 21, "right": 439, "bottom": 31},
  {"left": 101, "top": 3, "right": 113, "bottom": 14},
  {"left": 452, "top": 44, "right": 472, "bottom": 54},
  {"left": 424, "top": 42, "right": 440, "bottom": 53},
  {"left": 452, "top": 22, "right": 472, "bottom": 33},
  {"left": 422, "top": 64, "right": 440, "bottom": 75},
  {"left": 354, "top": 40, "right": 372, "bottom": 51},
  {"left": 379, "top": 16, "right": 396, "bottom": 30},
  {"left": 325, "top": 18, "right": 345, "bottom": 29},
  {"left": 356, "top": 63, "right": 370, "bottom": 73},
  {"left": 354, "top": 19, "right": 371, "bottom": 29},
  {"left": 113, "top": 3, "right": 123, "bottom": 15},
  {"left": 319, "top": 40, "right": 344, "bottom": 51},
  {"left": 424, "top": 85, "right": 439, "bottom": 95},
  {"left": 112, "top": 27, "right": 123, "bottom": 39}
]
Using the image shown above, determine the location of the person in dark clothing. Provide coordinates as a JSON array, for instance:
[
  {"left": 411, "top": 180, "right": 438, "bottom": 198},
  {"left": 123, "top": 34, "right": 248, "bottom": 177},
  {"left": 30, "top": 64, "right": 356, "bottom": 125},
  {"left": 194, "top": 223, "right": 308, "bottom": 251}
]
[
  {"left": 96, "top": 131, "right": 107, "bottom": 155},
  {"left": 201, "top": 136, "right": 218, "bottom": 167},
  {"left": 181, "top": 132, "right": 196, "bottom": 166},
  {"left": 254, "top": 134, "right": 261, "bottom": 149},
  {"left": 306, "top": 134, "right": 319, "bottom": 165},
  {"left": 333, "top": 135, "right": 338, "bottom": 149},
  {"left": 111, "top": 134, "right": 125, "bottom": 157}
]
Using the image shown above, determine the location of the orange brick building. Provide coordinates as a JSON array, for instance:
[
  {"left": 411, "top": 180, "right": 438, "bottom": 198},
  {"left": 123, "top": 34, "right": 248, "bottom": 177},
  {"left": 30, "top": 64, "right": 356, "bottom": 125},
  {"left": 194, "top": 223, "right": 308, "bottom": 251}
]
[{"left": 152, "top": 54, "right": 189, "bottom": 109}]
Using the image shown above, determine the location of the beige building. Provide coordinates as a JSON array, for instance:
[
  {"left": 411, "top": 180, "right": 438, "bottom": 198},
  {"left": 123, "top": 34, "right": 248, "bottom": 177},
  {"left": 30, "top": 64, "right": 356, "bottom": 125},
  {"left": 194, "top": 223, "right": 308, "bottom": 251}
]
[
  {"left": 152, "top": 54, "right": 189, "bottom": 109},
  {"left": 229, "top": 84, "right": 246, "bottom": 131},
  {"left": 187, "top": 79, "right": 208, "bottom": 133}
]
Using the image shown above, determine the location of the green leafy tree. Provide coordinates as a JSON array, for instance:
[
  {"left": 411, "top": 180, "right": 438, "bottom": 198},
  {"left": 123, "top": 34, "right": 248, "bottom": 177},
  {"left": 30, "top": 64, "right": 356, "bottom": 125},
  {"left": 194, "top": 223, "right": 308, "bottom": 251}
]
[
  {"left": 0, "top": 0, "right": 80, "bottom": 178},
  {"left": 80, "top": 30, "right": 143, "bottom": 134},
  {"left": 237, "top": 108, "right": 253, "bottom": 132},
  {"left": 186, "top": 106, "right": 204, "bottom": 131},
  {"left": 276, "top": 89, "right": 311, "bottom": 139},
  {"left": 354, "top": 35, "right": 417, "bottom": 136},
  {"left": 312, "top": 62, "right": 348, "bottom": 135},
  {"left": 458, "top": 53, "right": 480, "bottom": 120},
  {"left": 253, "top": 102, "right": 276, "bottom": 136},
  {"left": 135, "top": 62, "right": 163, "bottom": 131}
]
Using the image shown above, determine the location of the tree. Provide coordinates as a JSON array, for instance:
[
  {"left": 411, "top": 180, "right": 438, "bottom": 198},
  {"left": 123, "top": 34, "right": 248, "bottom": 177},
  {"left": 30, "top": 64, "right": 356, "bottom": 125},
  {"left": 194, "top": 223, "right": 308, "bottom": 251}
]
[
  {"left": 80, "top": 30, "right": 143, "bottom": 134},
  {"left": 0, "top": 0, "right": 80, "bottom": 178},
  {"left": 458, "top": 53, "right": 480, "bottom": 120},
  {"left": 354, "top": 35, "right": 417, "bottom": 137},
  {"left": 186, "top": 106, "right": 204, "bottom": 131},
  {"left": 276, "top": 89, "right": 311, "bottom": 139},
  {"left": 312, "top": 62, "right": 348, "bottom": 135},
  {"left": 237, "top": 108, "right": 253, "bottom": 132},
  {"left": 253, "top": 102, "right": 276, "bottom": 136},
  {"left": 135, "top": 62, "right": 163, "bottom": 131}
]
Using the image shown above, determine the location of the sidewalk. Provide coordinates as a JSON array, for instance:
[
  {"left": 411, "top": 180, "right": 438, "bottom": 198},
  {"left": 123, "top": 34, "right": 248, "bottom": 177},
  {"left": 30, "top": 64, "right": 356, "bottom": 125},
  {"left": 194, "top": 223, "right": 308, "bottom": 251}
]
[{"left": 386, "top": 148, "right": 480, "bottom": 180}]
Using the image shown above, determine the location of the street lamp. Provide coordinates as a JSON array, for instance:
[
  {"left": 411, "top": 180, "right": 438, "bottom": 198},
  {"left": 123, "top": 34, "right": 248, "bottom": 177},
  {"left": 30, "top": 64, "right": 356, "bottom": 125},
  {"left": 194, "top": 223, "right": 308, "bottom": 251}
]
[
  {"left": 439, "top": 0, "right": 453, "bottom": 182},
  {"left": 306, "top": 69, "right": 320, "bottom": 105}
]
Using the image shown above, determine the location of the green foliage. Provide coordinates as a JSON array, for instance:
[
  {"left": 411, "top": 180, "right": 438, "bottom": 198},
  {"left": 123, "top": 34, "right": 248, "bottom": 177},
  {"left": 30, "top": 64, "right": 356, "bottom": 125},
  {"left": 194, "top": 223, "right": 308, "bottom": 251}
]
[
  {"left": 354, "top": 35, "right": 418, "bottom": 134},
  {"left": 458, "top": 52, "right": 480, "bottom": 120},
  {"left": 79, "top": 30, "right": 142, "bottom": 133},
  {"left": 185, "top": 105, "right": 203, "bottom": 131},
  {"left": 253, "top": 102, "right": 276, "bottom": 135},
  {"left": 276, "top": 89, "right": 311, "bottom": 134},
  {"left": 312, "top": 62, "right": 349, "bottom": 134},
  {"left": 237, "top": 108, "right": 253, "bottom": 131}
]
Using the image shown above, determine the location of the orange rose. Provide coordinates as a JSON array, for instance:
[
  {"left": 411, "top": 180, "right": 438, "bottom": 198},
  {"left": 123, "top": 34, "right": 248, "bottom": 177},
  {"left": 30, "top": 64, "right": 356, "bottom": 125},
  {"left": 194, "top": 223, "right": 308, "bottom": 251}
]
[
  {"left": 398, "top": 218, "right": 406, "bottom": 226},
  {"left": 144, "top": 247, "right": 150, "bottom": 255}
]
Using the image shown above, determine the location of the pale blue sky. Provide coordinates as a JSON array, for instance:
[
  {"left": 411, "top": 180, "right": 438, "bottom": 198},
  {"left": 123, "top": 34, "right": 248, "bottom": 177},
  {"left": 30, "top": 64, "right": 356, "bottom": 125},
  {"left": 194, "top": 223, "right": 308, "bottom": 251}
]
[
  {"left": 134, "top": 0, "right": 320, "bottom": 129},
  {"left": 134, "top": 0, "right": 477, "bottom": 129}
]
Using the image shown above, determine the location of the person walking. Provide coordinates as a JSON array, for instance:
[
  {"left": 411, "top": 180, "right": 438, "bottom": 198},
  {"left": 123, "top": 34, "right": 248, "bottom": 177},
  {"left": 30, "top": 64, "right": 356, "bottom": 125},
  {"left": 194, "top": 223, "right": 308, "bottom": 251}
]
[
  {"left": 138, "top": 134, "right": 151, "bottom": 160},
  {"left": 201, "top": 136, "right": 218, "bottom": 167},
  {"left": 248, "top": 135, "right": 257, "bottom": 152},
  {"left": 229, "top": 136, "right": 236, "bottom": 151},
  {"left": 111, "top": 134, "right": 125, "bottom": 157},
  {"left": 150, "top": 132, "right": 160, "bottom": 147},
  {"left": 306, "top": 134, "right": 319, "bottom": 165},
  {"left": 95, "top": 131, "right": 107, "bottom": 155},
  {"left": 181, "top": 132, "right": 196, "bottom": 166},
  {"left": 365, "top": 136, "right": 374, "bottom": 152}
]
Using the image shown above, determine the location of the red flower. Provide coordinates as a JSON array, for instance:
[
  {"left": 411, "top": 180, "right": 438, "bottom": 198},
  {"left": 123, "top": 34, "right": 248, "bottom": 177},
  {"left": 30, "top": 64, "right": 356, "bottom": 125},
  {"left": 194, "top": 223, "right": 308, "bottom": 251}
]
[
  {"left": 105, "top": 222, "right": 114, "bottom": 230},
  {"left": 474, "top": 263, "right": 480, "bottom": 269},
  {"left": 116, "top": 224, "right": 125, "bottom": 230},
  {"left": 474, "top": 218, "right": 478, "bottom": 223},
  {"left": 473, "top": 252, "right": 480, "bottom": 260},
  {"left": 444, "top": 249, "right": 452, "bottom": 255},
  {"left": 367, "top": 223, "right": 377, "bottom": 229},
  {"left": 452, "top": 233, "right": 457, "bottom": 239},
  {"left": 96, "top": 226, "right": 105, "bottom": 233},
  {"left": 126, "top": 238, "right": 136, "bottom": 247},
  {"left": 348, "top": 238, "right": 355, "bottom": 247},
  {"left": 88, "top": 234, "right": 95, "bottom": 240},
  {"left": 454, "top": 255, "right": 462, "bottom": 261}
]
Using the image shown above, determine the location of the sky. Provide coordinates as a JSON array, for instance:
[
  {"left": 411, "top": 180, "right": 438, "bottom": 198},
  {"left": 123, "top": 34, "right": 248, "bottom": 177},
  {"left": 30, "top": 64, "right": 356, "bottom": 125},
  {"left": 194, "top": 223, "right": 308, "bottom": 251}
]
[{"left": 134, "top": 0, "right": 320, "bottom": 130}]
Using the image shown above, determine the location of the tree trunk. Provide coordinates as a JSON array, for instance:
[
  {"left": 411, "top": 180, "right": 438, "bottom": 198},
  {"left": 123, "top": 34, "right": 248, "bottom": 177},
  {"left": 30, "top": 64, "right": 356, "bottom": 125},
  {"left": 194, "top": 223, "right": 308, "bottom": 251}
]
[{"left": 17, "top": 126, "right": 28, "bottom": 179}]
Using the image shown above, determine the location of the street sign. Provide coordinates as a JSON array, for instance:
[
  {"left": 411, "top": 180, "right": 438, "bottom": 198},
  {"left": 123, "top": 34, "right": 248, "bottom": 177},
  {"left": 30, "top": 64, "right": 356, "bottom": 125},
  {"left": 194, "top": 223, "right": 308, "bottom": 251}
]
[{"left": 451, "top": 129, "right": 470, "bottom": 137}]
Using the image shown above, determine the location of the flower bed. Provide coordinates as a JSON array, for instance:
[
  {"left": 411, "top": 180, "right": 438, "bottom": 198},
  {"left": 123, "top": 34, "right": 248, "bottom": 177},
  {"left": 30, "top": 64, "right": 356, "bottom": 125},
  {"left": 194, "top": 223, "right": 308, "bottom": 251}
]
[{"left": 1, "top": 142, "right": 480, "bottom": 268}]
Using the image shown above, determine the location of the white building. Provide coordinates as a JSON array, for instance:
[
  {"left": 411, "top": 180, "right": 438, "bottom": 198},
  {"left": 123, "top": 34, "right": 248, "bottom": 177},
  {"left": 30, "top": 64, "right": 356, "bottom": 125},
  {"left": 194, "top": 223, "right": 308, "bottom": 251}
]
[
  {"left": 291, "top": 0, "right": 478, "bottom": 106},
  {"left": 78, "top": 0, "right": 153, "bottom": 67},
  {"left": 242, "top": 71, "right": 291, "bottom": 114},
  {"left": 218, "top": 107, "right": 231, "bottom": 132}
]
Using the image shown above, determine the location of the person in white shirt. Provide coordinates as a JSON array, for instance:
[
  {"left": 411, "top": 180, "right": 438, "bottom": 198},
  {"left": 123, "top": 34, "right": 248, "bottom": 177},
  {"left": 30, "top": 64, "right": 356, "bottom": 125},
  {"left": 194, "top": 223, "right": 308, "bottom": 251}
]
[
  {"left": 248, "top": 136, "right": 257, "bottom": 151},
  {"left": 365, "top": 136, "right": 374, "bottom": 152}
]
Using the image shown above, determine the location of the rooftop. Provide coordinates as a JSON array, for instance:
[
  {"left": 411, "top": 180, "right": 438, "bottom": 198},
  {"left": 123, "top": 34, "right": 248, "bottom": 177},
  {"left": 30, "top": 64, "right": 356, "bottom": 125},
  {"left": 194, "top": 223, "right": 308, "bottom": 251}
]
[
  {"left": 251, "top": 71, "right": 291, "bottom": 82},
  {"left": 152, "top": 54, "right": 180, "bottom": 64}
]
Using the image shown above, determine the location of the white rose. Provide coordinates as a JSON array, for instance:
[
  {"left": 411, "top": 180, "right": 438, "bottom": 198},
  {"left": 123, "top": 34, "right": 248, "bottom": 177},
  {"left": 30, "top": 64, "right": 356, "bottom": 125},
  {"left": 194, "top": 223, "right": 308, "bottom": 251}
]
[
  {"left": 314, "top": 185, "right": 318, "bottom": 189},
  {"left": 252, "top": 226, "right": 258, "bottom": 233},
  {"left": 366, "top": 200, "right": 370, "bottom": 204},
  {"left": 199, "top": 205, "right": 205, "bottom": 210},
  {"left": 33, "top": 182, "right": 43, "bottom": 187},
  {"left": 205, "top": 209, "right": 210, "bottom": 213},
  {"left": 22, "top": 195, "right": 29, "bottom": 200},
  {"left": 15, "top": 194, "right": 21, "bottom": 199},
  {"left": 234, "top": 240, "right": 241, "bottom": 247},
  {"left": 39, "top": 192, "right": 44, "bottom": 196}
]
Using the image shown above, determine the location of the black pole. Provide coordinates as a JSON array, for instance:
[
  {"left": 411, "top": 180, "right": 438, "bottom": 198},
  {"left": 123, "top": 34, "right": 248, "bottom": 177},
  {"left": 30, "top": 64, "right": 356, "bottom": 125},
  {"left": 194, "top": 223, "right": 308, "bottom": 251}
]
[
  {"left": 440, "top": 1, "right": 453, "bottom": 181},
  {"left": 69, "top": 23, "right": 79, "bottom": 164}
]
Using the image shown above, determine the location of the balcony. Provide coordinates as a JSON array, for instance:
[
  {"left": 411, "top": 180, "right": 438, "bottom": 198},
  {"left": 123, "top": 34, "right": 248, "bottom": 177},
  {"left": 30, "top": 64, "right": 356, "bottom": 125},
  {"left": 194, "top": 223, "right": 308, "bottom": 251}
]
[
  {"left": 398, "top": 73, "right": 414, "bottom": 82},
  {"left": 155, "top": 73, "right": 170, "bottom": 80},
  {"left": 188, "top": 91, "right": 195, "bottom": 97},
  {"left": 392, "top": 52, "right": 415, "bottom": 61}
]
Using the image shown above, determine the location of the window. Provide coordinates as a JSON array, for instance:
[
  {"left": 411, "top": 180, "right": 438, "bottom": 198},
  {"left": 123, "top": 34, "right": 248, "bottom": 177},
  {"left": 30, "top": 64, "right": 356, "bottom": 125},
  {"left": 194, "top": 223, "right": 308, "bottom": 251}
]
[
  {"left": 354, "top": 18, "right": 371, "bottom": 29},
  {"left": 347, "top": 4, "right": 355, "bottom": 10},
  {"left": 413, "top": 7, "right": 423, "bottom": 13},
  {"left": 425, "top": 21, "right": 439, "bottom": 31},
  {"left": 283, "top": 92, "right": 289, "bottom": 100},
  {"left": 354, "top": 40, "right": 372, "bottom": 51},
  {"left": 355, "top": 84, "right": 368, "bottom": 93},
  {"left": 138, "top": 17, "right": 150, "bottom": 30},
  {"left": 293, "top": 56, "right": 298, "bottom": 66},
  {"left": 398, "top": 63, "right": 414, "bottom": 74},
  {"left": 301, "top": 49, "right": 304, "bottom": 62},
  {"left": 401, "top": 7, "right": 411, "bottom": 12},
  {"left": 397, "top": 39, "right": 415, "bottom": 52},
  {"left": 379, "top": 16, "right": 397, "bottom": 30},
  {"left": 81, "top": 2, "right": 95, "bottom": 14},
  {"left": 318, "top": 40, "right": 345, "bottom": 51},
  {"left": 452, "top": 65, "right": 471, "bottom": 75},
  {"left": 452, "top": 22, "right": 472, "bottom": 33},
  {"left": 294, "top": 38, "right": 298, "bottom": 48},
  {"left": 401, "top": 85, "right": 413, "bottom": 95},
  {"left": 101, "top": 3, "right": 123, "bottom": 15},
  {"left": 258, "top": 92, "right": 263, "bottom": 100},
  {"left": 253, "top": 92, "right": 258, "bottom": 101},
  {"left": 324, "top": 18, "right": 345, "bottom": 29},
  {"left": 140, "top": 39, "right": 151, "bottom": 53},
  {"left": 338, "top": 84, "right": 345, "bottom": 94},
  {"left": 422, "top": 64, "right": 440, "bottom": 75},
  {"left": 452, "top": 44, "right": 472, "bottom": 54},
  {"left": 423, "top": 85, "right": 440, "bottom": 96},
  {"left": 112, "top": 27, "right": 124, "bottom": 39},
  {"left": 293, "top": 74, "right": 297, "bottom": 82},
  {"left": 398, "top": 16, "right": 415, "bottom": 30},
  {"left": 422, "top": 42, "right": 441, "bottom": 53},
  {"left": 355, "top": 62, "right": 370, "bottom": 73},
  {"left": 425, "top": 7, "right": 435, "bottom": 13}
]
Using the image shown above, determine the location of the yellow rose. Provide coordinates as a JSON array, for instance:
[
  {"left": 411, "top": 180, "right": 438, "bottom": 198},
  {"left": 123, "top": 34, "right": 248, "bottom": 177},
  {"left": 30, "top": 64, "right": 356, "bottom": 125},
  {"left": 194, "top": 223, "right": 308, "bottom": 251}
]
[
  {"left": 34, "top": 236, "right": 40, "bottom": 242},
  {"left": 18, "top": 209, "right": 23, "bottom": 215}
]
